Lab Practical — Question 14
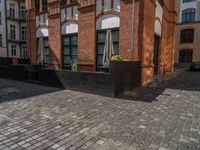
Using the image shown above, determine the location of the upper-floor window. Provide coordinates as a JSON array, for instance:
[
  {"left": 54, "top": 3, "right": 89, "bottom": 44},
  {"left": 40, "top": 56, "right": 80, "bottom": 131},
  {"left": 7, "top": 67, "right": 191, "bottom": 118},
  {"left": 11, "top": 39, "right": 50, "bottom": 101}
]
[
  {"left": 181, "top": 8, "right": 196, "bottom": 23},
  {"left": 36, "top": 0, "right": 48, "bottom": 14},
  {"left": 10, "top": 3, "right": 15, "bottom": 17},
  {"left": 61, "top": 0, "right": 76, "bottom": 6},
  {"left": 183, "top": 0, "right": 196, "bottom": 3},
  {"left": 20, "top": 6, "right": 26, "bottom": 18},
  {"left": 42, "top": 0, "right": 48, "bottom": 12},
  {"left": 11, "top": 45, "right": 17, "bottom": 56},
  {"left": 21, "top": 26, "right": 27, "bottom": 41},
  {"left": 0, "top": 12, "right": 2, "bottom": 25},
  {"left": 10, "top": 24, "right": 16, "bottom": 40},
  {"left": 0, "top": 34, "right": 2, "bottom": 47},
  {"left": 180, "top": 29, "right": 194, "bottom": 43}
]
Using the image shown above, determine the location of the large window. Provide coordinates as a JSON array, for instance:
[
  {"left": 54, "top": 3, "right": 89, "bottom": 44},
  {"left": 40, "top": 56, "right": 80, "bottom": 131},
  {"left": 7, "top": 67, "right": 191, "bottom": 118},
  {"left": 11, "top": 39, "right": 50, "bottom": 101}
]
[
  {"left": 62, "top": 34, "right": 78, "bottom": 70},
  {"left": 36, "top": 0, "right": 40, "bottom": 14},
  {"left": 43, "top": 38, "right": 49, "bottom": 66},
  {"left": 22, "top": 45, "right": 28, "bottom": 58},
  {"left": 61, "top": 0, "right": 67, "bottom": 6},
  {"left": 42, "top": 0, "right": 48, "bottom": 12},
  {"left": 183, "top": 0, "right": 196, "bottom": 3},
  {"left": 11, "top": 45, "right": 17, "bottom": 57},
  {"left": 10, "top": 24, "right": 16, "bottom": 40},
  {"left": 182, "top": 8, "right": 196, "bottom": 23},
  {"left": 37, "top": 38, "right": 49, "bottom": 67},
  {"left": 9, "top": 3, "right": 15, "bottom": 18},
  {"left": 96, "top": 28, "right": 119, "bottom": 72},
  {"left": 0, "top": 12, "right": 2, "bottom": 25},
  {"left": 0, "top": 34, "right": 2, "bottom": 47},
  {"left": 180, "top": 29, "right": 194, "bottom": 43},
  {"left": 20, "top": 6, "right": 26, "bottom": 18},
  {"left": 179, "top": 49, "right": 193, "bottom": 63},
  {"left": 21, "top": 26, "right": 27, "bottom": 41}
]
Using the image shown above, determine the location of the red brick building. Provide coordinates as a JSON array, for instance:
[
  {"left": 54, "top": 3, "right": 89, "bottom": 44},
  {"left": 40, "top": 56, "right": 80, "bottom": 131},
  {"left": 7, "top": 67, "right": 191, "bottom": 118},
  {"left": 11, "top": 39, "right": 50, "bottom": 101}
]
[{"left": 27, "top": 0, "right": 176, "bottom": 85}]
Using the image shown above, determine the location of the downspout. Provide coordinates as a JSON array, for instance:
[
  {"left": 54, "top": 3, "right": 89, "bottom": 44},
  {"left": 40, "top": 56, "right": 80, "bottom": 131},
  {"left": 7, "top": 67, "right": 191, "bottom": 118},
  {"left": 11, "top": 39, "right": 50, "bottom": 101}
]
[
  {"left": 5, "top": 0, "right": 9, "bottom": 57},
  {"left": 130, "top": 0, "right": 135, "bottom": 61},
  {"left": 27, "top": 0, "right": 31, "bottom": 60}
]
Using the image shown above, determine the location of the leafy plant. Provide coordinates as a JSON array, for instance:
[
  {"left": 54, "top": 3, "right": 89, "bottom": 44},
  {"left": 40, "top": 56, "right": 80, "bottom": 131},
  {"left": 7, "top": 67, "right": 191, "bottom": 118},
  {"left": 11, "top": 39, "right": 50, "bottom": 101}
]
[
  {"left": 111, "top": 55, "right": 123, "bottom": 62},
  {"left": 71, "top": 63, "right": 77, "bottom": 72},
  {"left": 71, "top": 62, "right": 78, "bottom": 72}
]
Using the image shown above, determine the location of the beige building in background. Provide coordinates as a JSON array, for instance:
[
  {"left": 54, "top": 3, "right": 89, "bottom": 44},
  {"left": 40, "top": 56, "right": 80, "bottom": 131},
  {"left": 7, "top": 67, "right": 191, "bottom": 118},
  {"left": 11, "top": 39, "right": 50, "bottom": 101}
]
[{"left": 175, "top": 0, "right": 200, "bottom": 63}]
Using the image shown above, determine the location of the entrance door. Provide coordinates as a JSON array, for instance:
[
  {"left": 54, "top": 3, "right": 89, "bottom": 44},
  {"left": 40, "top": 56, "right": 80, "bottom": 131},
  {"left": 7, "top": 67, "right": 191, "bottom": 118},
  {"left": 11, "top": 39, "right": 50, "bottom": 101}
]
[{"left": 153, "top": 35, "right": 160, "bottom": 74}]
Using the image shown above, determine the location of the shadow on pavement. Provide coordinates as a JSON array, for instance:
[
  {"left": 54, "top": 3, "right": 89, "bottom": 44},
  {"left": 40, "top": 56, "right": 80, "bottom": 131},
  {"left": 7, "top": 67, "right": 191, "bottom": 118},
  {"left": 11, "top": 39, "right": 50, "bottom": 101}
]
[
  {"left": 0, "top": 79, "right": 61, "bottom": 103},
  {"left": 118, "top": 67, "right": 200, "bottom": 102}
]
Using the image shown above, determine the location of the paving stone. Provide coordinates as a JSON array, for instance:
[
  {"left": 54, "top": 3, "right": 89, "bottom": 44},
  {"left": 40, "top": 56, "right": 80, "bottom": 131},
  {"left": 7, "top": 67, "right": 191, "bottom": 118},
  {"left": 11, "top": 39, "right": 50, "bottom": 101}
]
[{"left": 0, "top": 69, "right": 199, "bottom": 149}]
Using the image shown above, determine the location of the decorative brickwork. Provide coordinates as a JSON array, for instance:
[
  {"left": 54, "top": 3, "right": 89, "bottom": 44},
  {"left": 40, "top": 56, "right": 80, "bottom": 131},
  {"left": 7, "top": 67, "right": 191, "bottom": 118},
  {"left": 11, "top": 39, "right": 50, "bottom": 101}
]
[{"left": 27, "top": 0, "right": 176, "bottom": 85}]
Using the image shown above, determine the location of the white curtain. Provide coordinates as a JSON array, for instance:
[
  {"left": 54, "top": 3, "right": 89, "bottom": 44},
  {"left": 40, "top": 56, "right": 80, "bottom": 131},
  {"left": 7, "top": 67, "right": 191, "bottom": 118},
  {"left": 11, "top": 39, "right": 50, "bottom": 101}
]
[
  {"left": 102, "top": 30, "right": 114, "bottom": 68},
  {"left": 37, "top": 38, "right": 44, "bottom": 65}
]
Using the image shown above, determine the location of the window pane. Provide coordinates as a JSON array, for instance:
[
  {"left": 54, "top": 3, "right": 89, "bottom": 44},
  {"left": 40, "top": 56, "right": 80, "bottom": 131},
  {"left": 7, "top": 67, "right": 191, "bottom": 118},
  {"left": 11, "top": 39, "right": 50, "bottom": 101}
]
[
  {"left": 44, "top": 39, "right": 48, "bottom": 47},
  {"left": 45, "top": 56, "right": 49, "bottom": 64},
  {"left": 97, "top": 44, "right": 105, "bottom": 55},
  {"left": 63, "top": 37, "right": 70, "bottom": 45},
  {"left": 113, "top": 43, "right": 119, "bottom": 55},
  {"left": 71, "top": 46, "right": 78, "bottom": 55},
  {"left": 63, "top": 56, "right": 70, "bottom": 64},
  {"left": 72, "top": 56, "right": 78, "bottom": 64},
  {"left": 112, "top": 30, "right": 119, "bottom": 42},
  {"left": 45, "top": 48, "right": 49, "bottom": 55},
  {"left": 71, "top": 35, "right": 77, "bottom": 45},
  {"left": 97, "top": 55, "right": 103, "bottom": 66},
  {"left": 63, "top": 46, "right": 70, "bottom": 55},
  {"left": 98, "top": 32, "right": 106, "bottom": 43}
]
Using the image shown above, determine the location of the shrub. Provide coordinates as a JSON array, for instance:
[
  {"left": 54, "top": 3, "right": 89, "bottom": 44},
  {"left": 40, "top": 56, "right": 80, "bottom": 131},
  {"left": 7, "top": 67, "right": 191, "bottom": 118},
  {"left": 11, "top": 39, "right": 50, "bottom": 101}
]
[
  {"left": 71, "top": 63, "right": 78, "bottom": 72},
  {"left": 111, "top": 55, "right": 123, "bottom": 61}
]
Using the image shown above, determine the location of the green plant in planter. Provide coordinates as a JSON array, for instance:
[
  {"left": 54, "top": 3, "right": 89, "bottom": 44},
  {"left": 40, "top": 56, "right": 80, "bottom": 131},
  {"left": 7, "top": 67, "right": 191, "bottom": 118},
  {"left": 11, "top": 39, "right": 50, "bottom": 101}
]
[
  {"left": 71, "top": 63, "right": 77, "bottom": 72},
  {"left": 70, "top": 60, "right": 78, "bottom": 72},
  {"left": 111, "top": 55, "right": 123, "bottom": 61}
]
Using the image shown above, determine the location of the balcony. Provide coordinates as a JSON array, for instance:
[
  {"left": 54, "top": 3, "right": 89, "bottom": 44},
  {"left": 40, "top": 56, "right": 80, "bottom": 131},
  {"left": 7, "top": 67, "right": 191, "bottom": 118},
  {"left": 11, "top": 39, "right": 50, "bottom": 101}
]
[
  {"left": 7, "top": 10, "right": 27, "bottom": 22},
  {"left": 7, "top": 33, "right": 27, "bottom": 44}
]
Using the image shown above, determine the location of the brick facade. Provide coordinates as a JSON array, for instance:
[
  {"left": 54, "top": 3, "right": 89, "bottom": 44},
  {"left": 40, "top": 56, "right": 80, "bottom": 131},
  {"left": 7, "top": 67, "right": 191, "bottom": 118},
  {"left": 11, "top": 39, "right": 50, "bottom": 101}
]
[{"left": 27, "top": 0, "right": 176, "bottom": 85}]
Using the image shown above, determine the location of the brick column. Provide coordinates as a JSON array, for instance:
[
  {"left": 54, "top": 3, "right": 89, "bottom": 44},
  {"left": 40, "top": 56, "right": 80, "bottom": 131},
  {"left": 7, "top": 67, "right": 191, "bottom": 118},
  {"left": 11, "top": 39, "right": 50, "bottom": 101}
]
[
  {"left": 120, "top": 0, "right": 143, "bottom": 61},
  {"left": 141, "top": 0, "right": 156, "bottom": 85},
  {"left": 165, "top": 2, "right": 176, "bottom": 73},
  {"left": 159, "top": 1, "right": 176, "bottom": 74},
  {"left": 28, "top": 0, "right": 37, "bottom": 64},
  {"left": 77, "top": 0, "right": 96, "bottom": 71},
  {"left": 48, "top": 0, "right": 62, "bottom": 69}
]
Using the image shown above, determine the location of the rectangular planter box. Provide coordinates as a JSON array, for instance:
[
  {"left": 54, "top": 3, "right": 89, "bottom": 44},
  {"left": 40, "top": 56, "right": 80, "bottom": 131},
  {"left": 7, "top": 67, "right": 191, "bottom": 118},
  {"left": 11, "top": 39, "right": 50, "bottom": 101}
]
[
  {"left": 38, "top": 69, "right": 114, "bottom": 97},
  {"left": 0, "top": 61, "right": 141, "bottom": 97},
  {"left": 38, "top": 61, "right": 141, "bottom": 97}
]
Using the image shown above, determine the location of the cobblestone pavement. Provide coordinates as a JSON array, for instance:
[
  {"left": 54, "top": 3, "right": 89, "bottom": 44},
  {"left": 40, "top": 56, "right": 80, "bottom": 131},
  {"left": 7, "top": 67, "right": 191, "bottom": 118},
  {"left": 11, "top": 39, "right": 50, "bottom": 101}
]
[{"left": 0, "top": 69, "right": 200, "bottom": 150}]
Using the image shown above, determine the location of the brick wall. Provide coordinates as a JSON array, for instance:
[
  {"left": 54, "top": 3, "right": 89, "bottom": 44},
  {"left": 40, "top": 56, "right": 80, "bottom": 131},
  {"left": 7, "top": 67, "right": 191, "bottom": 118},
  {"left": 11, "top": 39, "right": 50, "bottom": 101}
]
[
  {"left": 78, "top": 4, "right": 96, "bottom": 71},
  {"left": 27, "top": 0, "right": 176, "bottom": 85},
  {"left": 48, "top": 1, "right": 62, "bottom": 69}
]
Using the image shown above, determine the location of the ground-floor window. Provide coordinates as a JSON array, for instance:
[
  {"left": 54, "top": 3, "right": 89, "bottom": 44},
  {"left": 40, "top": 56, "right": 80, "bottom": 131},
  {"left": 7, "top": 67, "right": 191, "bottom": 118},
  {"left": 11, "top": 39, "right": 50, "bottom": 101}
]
[
  {"left": 22, "top": 45, "right": 28, "bottom": 58},
  {"left": 96, "top": 28, "right": 119, "bottom": 72},
  {"left": 179, "top": 49, "right": 193, "bottom": 63},
  {"left": 37, "top": 38, "right": 49, "bottom": 67},
  {"left": 11, "top": 45, "right": 17, "bottom": 57},
  {"left": 62, "top": 34, "right": 78, "bottom": 70}
]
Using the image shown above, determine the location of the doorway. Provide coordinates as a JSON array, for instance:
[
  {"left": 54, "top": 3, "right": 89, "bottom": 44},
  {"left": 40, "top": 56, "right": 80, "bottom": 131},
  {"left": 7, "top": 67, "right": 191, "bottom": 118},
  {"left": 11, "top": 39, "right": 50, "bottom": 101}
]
[{"left": 153, "top": 35, "right": 160, "bottom": 74}]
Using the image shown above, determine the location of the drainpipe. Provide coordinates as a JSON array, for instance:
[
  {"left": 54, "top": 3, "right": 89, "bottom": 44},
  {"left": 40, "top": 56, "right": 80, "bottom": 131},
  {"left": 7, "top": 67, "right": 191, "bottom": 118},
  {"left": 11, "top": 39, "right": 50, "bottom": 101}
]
[
  {"left": 130, "top": 0, "right": 135, "bottom": 61},
  {"left": 5, "top": 0, "right": 9, "bottom": 57},
  {"left": 27, "top": 0, "right": 31, "bottom": 60}
]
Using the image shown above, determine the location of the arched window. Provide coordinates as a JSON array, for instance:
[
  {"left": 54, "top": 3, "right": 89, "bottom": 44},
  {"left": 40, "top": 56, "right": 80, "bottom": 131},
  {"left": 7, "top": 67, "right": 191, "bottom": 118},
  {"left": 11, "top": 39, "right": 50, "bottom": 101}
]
[
  {"left": 181, "top": 8, "right": 196, "bottom": 23},
  {"left": 179, "top": 49, "right": 193, "bottom": 63},
  {"left": 180, "top": 29, "right": 194, "bottom": 43}
]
